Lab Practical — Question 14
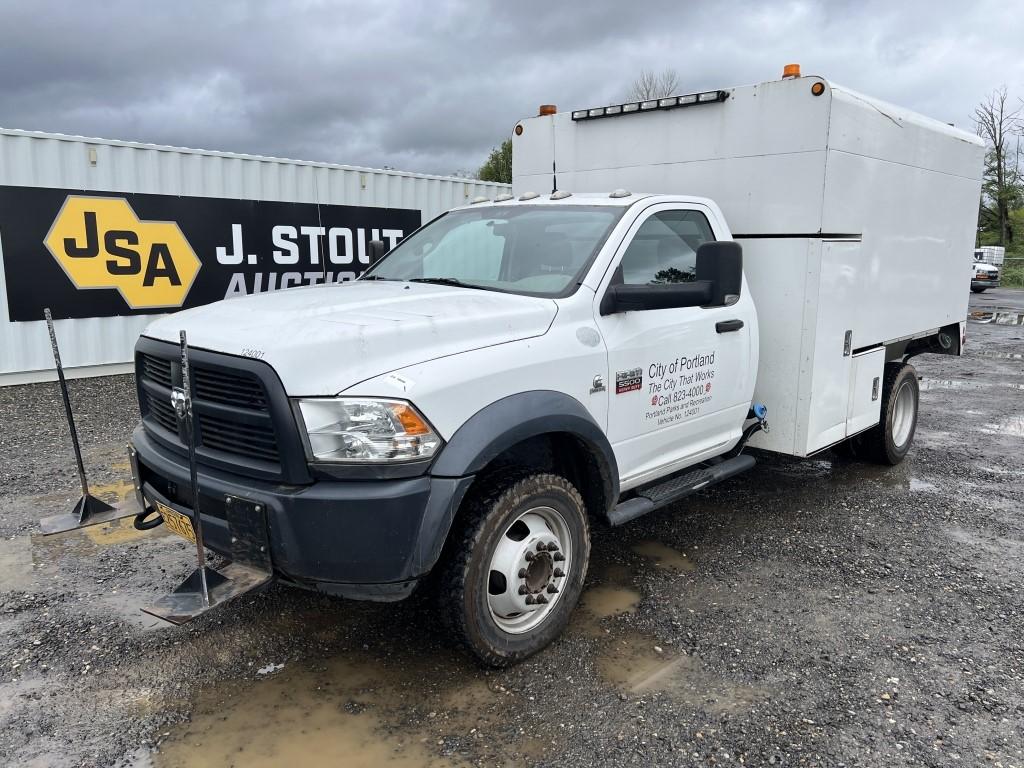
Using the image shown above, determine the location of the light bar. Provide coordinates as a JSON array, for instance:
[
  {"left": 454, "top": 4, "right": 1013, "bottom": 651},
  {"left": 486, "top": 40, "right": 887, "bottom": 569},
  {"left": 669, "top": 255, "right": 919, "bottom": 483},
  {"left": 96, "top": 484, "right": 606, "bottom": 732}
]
[{"left": 570, "top": 90, "right": 729, "bottom": 121}]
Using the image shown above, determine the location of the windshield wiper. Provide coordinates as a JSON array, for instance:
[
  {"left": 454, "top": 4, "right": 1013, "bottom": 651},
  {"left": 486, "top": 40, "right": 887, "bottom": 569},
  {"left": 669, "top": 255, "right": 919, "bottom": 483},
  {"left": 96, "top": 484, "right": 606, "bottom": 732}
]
[
  {"left": 407, "top": 277, "right": 471, "bottom": 288},
  {"left": 359, "top": 274, "right": 394, "bottom": 281}
]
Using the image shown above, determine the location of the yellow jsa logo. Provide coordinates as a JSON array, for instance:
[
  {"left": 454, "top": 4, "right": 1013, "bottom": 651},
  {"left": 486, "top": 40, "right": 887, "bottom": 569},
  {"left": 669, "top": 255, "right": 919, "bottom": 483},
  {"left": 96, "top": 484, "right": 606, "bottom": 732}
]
[{"left": 45, "top": 196, "right": 200, "bottom": 309}]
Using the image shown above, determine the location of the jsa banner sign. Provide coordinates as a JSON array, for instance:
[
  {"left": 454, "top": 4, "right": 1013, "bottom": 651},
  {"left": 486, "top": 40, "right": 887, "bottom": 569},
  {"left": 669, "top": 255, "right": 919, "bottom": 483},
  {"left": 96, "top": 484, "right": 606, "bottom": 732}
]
[{"left": 0, "top": 185, "right": 421, "bottom": 321}]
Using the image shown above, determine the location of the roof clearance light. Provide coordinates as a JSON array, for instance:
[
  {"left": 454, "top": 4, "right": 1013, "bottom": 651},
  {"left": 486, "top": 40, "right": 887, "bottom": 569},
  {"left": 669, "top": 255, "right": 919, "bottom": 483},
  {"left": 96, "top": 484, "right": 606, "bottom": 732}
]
[
  {"left": 570, "top": 90, "right": 728, "bottom": 121},
  {"left": 494, "top": 193, "right": 514, "bottom": 202}
]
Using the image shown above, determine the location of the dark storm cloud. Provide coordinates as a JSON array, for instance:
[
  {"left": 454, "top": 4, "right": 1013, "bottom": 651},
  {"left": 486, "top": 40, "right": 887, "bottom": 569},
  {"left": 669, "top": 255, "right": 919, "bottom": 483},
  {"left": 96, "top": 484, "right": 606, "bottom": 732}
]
[{"left": 1, "top": 0, "right": 1020, "bottom": 175}]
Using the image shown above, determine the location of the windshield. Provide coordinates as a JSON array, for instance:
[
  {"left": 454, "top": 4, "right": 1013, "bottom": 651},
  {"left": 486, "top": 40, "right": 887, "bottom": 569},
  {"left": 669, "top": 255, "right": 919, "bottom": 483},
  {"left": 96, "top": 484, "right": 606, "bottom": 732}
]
[{"left": 363, "top": 205, "right": 623, "bottom": 297}]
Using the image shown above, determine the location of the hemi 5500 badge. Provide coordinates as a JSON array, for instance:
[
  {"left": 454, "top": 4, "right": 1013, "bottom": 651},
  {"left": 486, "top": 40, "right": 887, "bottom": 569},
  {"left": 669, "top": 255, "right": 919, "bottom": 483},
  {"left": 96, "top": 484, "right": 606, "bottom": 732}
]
[{"left": 615, "top": 368, "right": 643, "bottom": 394}]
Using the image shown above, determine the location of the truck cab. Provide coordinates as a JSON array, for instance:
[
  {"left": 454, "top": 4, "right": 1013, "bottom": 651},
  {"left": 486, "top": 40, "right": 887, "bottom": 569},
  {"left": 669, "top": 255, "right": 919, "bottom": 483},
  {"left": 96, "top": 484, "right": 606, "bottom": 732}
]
[{"left": 128, "top": 71, "right": 983, "bottom": 666}]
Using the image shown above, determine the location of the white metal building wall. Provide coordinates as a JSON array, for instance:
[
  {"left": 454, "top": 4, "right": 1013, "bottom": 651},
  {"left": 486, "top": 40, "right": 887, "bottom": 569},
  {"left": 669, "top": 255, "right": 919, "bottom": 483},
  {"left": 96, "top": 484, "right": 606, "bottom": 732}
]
[{"left": 0, "top": 128, "right": 509, "bottom": 384}]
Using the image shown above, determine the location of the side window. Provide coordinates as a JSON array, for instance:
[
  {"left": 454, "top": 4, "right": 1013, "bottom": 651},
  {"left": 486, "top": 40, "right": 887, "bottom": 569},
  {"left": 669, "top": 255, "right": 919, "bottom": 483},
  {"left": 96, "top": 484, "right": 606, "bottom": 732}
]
[{"left": 617, "top": 210, "right": 714, "bottom": 285}]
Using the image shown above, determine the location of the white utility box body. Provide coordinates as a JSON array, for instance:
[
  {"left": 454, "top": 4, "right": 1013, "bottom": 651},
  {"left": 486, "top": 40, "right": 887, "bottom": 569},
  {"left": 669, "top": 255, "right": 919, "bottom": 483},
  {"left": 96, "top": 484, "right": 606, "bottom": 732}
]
[{"left": 513, "top": 76, "right": 984, "bottom": 455}]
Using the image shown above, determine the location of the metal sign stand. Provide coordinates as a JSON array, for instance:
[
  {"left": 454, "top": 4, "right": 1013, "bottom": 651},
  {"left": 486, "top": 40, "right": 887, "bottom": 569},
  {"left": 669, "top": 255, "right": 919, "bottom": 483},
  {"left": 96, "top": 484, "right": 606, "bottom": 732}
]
[
  {"left": 180, "top": 331, "right": 211, "bottom": 606},
  {"left": 142, "top": 330, "right": 274, "bottom": 625},
  {"left": 38, "top": 308, "right": 135, "bottom": 535}
]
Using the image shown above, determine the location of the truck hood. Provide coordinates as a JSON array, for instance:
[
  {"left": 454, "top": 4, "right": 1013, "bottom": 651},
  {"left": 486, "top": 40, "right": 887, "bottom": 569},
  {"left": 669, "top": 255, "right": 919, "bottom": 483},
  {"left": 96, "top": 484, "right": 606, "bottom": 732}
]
[
  {"left": 143, "top": 281, "right": 558, "bottom": 395},
  {"left": 974, "top": 263, "right": 998, "bottom": 274}
]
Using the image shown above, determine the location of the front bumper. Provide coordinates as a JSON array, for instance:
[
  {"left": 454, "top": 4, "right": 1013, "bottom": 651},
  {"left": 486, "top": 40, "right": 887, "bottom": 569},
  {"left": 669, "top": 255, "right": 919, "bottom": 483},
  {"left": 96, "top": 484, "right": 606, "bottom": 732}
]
[
  {"left": 972, "top": 278, "right": 1000, "bottom": 289},
  {"left": 130, "top": 425, "right": 473, "bottom": 600}
]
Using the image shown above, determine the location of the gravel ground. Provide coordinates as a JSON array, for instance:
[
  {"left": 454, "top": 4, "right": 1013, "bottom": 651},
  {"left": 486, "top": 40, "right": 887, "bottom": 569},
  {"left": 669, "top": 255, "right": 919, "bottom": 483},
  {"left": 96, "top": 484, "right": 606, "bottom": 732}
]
[{"left": 1, "top": 289, "right": 1022, "bottom": 768}]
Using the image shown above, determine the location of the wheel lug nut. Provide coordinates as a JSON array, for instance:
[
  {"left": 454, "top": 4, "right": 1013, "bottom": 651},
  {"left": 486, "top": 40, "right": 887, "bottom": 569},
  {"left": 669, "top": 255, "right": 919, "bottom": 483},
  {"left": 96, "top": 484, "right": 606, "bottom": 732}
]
[
  {"left": 553, "top": 568, "right": 565, "bottom": 577},
  {"left": 525, "top": 552, "right": 536, "bottom": 562},
  {"left": 536, "top": 541, "right": 546, "bottom": 552},
  {"left": 518, "top": 585, "right": 529, "bottom": 595},
  {"left": 548, "top": 542, "right": 559, "bottom": 552},
  {"left": 553, "top": 553, "right": 566, "bottom": 562},
  {"left": 536, "top": 594, "right": 549, "bottom": 604},
  {"left": 547, "top": 584, "right": 559, "bottom": 594},
  {"left": 518, "top": 568, "right": 528, "bottom": 578},
  {"left": 525, "top": 595, "right": 536, "bottom": 605}
]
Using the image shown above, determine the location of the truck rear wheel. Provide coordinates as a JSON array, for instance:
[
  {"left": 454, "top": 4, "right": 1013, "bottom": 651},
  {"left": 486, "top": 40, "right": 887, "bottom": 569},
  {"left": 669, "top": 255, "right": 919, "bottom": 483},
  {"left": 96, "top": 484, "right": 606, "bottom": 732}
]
[
  {"left": 856, "top": 362, "right": 919, "bottom": 465},
  {"left": 439, "top": 472, "right": 590, "bottom": 667},
  {"left": 971, "top": 287, "right": 986, "bottom": 293}
]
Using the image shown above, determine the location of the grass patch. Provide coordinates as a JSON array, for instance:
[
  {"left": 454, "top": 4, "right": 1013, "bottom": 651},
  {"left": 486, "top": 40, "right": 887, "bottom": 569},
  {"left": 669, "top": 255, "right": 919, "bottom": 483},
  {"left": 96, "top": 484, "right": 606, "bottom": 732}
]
[{"left": 1001, "top": 258, "right": 1024, "bottom": 289}]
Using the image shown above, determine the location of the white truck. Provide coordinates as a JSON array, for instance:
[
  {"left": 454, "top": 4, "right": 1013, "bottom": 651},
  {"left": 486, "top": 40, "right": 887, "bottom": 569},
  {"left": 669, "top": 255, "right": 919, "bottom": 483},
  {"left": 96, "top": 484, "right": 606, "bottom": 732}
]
[
  {"left": 972, "top": 247, "right": 1002, "bottom": 292},
  {"left": 126, "top": 69, "right": 984, "bottom": 665}
]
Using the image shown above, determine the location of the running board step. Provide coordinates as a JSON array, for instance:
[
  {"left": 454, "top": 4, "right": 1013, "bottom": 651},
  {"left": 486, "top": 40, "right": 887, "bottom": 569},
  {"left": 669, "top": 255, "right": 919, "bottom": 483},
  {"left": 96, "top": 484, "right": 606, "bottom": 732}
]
[{"left": 608, "top": 454, "right": 756, "bottom": 527}]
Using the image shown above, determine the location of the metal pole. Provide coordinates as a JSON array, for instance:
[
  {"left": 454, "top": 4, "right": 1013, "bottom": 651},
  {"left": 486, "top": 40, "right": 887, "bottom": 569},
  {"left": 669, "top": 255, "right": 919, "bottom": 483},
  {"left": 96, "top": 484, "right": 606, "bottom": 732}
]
[
  {"left": 44, "top": 308, "right": 90, "bottom": 503},
  {"left": 179, "top": 330, "right": 210, "bottom": 607}
]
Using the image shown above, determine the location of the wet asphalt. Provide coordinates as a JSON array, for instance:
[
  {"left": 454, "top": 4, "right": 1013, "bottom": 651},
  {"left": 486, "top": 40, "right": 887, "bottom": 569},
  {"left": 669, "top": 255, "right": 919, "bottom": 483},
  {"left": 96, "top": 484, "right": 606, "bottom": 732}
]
[{"left": 0, "top": 288, "right": 1022, "bottom": 768}]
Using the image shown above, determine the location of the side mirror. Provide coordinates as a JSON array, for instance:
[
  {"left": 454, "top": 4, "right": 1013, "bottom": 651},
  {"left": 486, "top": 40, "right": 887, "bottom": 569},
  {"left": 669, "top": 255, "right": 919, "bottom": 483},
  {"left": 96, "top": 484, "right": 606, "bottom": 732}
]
[
  {"left": 695, "top": 241, "right": 742, "bottom": 306},
  {"left": 368, "top": 239, "right": 388, "bottom": 266},
  {"left": 599, "top": 240, "right": 743, "bottom": 315},
  {"left": 600, "top": 281, "right": 712, "bottom": 315}
]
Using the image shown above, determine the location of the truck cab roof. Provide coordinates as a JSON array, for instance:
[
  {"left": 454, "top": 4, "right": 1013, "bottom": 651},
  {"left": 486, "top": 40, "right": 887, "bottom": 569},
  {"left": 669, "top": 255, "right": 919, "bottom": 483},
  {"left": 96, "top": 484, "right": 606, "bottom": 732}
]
[{"left": 453, "top": 191, "right": 720, "bottom": 211}]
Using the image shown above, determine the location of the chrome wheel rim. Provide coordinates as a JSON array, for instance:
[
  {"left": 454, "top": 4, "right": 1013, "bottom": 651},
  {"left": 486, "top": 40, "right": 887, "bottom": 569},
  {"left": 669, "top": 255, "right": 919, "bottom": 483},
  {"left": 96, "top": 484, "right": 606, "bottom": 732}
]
[
  {"left": 891, "top": 379, "right": 916, "bottom": 448},
  {"left": 487, "top": 506, "right": 571, "bottom": 634}
]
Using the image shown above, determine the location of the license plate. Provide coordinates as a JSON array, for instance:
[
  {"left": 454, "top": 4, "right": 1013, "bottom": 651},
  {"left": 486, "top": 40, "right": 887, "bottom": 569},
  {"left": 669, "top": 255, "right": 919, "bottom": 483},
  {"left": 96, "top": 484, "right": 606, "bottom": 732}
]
[{"left": 155, "top": 500, "right": 197, "bottom": 545}]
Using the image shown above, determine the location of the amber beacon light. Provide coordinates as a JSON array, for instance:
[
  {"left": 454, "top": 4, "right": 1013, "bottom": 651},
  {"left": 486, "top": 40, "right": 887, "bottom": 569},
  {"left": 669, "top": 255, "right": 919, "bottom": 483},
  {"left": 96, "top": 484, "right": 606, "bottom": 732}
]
[
  {"left": 782, "top": 63, "right": 801, "bottom": 78},
  {"left": 538, "top": 104, "right": 557, "bottom": 116}
]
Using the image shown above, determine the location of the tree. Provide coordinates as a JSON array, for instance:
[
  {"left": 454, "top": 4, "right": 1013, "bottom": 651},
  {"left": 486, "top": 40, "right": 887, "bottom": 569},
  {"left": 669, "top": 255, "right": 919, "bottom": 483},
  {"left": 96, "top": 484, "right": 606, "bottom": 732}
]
[
  {"left": 477, "top": 139, "right": 512, "bottom": 184},
  {"left": 627, "top": 69, "right": 681, "bottom": 102},
  {"left": 974, "top": 87, "right": 1023, "bottom": 246}
]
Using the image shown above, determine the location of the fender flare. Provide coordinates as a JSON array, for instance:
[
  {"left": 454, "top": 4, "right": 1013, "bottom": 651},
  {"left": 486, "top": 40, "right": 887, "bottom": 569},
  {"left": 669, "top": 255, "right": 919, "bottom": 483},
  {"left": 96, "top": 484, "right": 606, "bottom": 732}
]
[
  {"left": 410, "top": 391, "right": 619, "bottom": 578},
  {"left": 430, "top": 390, "right": 619, "bottom": 502}
]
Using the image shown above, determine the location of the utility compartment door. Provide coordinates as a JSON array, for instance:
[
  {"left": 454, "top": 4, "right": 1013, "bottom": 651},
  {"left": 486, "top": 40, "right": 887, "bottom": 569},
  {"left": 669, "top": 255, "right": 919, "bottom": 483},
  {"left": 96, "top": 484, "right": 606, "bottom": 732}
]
[
  {"left": 846, "top": 347, "right": 884, "bottom": 436},
  {"left": 802, "top": 239, "right": 862, "bottom": 454}
]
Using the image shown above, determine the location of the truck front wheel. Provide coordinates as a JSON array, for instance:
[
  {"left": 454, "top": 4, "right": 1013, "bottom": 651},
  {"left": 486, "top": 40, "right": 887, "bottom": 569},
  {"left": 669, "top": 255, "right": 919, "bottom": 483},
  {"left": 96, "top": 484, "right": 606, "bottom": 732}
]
[
  {"left": 856, "top": 362, "right": 920, "bottom": 465},
  {"left": 439, "top": 472, "right": 590, "bottom": 667}
]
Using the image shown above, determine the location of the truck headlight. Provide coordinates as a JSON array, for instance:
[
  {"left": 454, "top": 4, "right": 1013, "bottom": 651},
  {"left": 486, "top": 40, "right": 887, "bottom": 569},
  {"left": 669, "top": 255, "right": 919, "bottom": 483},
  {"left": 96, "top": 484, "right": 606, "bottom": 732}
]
[{"left": 295, "top": 398, "right": 441, "bottom": 463}]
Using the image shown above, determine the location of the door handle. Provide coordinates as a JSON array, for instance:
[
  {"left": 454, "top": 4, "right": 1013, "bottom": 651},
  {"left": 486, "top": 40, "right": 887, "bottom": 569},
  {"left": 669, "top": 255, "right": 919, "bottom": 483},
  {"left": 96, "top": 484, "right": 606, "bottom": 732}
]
[{"left": 716, "top": 319, "right": 744, "bottom": 333}]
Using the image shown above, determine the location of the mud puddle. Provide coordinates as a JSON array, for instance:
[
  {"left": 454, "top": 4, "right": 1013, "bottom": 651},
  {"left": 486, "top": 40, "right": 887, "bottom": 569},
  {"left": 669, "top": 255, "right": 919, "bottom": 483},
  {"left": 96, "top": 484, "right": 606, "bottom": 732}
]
[
  {"left": 599, "top": 632, "right": 768, "bottom": 712},
  {"left": 579, "top": 564, "right": 641, "bottom": 618},
  {"left": 155, "top": 652, "right": 545, "bottom": 768},
  {"left": 631, "top": 540, "right": 696, "bottom": 572},
  {"left": 0, "top": 513, "right": 172, "bottom": 630}
]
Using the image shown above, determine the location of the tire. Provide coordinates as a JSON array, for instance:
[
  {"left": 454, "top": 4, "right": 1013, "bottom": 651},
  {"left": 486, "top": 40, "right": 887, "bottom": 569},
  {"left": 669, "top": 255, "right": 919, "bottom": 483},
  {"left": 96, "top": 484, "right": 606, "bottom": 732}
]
[
  {"left": 855, "top": 362, "right": 919, "bottom": 465},
  {"left": 438, "top": 472, "right": 590, "bottom": 667},
  {"left": 971, "top": 287, "right": 986, "bottom": 293}
]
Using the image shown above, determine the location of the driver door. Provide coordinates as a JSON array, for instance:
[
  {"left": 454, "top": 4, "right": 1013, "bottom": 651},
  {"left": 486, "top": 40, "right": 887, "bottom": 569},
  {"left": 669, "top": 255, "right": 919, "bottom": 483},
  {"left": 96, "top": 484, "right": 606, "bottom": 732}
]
[{"left": 594, "top": 204, "right": 755, "bottom": 490}]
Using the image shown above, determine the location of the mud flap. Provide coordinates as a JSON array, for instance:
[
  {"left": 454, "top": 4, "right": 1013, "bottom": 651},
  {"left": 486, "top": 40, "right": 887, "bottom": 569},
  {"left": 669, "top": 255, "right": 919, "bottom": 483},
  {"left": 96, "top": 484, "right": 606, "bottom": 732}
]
[{"left": 142, "top": 494, "right": 275, "bottom": 624}]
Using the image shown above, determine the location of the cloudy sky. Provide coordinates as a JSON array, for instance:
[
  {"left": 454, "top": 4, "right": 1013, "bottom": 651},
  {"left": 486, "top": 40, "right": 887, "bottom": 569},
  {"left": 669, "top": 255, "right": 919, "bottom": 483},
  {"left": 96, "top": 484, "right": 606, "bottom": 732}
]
[{"left": 0, "top": 0, "right": 1020, "bottom": 177}]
